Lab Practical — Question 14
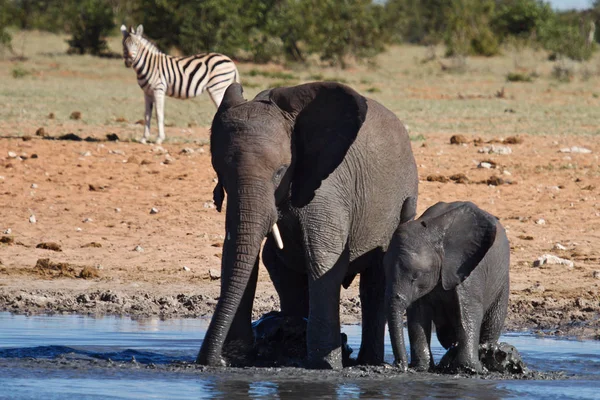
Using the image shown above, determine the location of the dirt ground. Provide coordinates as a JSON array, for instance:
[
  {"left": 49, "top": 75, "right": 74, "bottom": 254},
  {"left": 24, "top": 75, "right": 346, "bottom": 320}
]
[{"left": 0, "top": 125, "right": 599, "bottom": 339}]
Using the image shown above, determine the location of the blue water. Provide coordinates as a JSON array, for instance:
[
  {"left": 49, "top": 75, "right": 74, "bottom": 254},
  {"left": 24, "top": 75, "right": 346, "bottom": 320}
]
[{"left": 0, "top": 313, "right": 598, "bottom": 399}]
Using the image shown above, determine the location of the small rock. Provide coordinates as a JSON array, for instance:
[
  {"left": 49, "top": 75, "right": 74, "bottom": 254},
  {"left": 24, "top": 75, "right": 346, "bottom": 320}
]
[
  {"left": 517, "top": 235, "right": 534, "bottom": 240},
  {"left": 126, "top": 155, "right": 140, "bottom": 164},
  {"left": 486, "top": 176, "right": 505, "bottom": 186},
  {"left": 592, "top": 271, "right": 600, "bottom": 279},
  {"left": 213, "top": 178, "right": 218, "bottom": 183},
  {"left": 150, "top": 207, "right": 159, "bottom": 214},
  {"left": 449, "top": 173, "right": 469, "bottom": 184},
  {"left": 70, "top": 111, "right": 82, "bottom": 120},
  {"left": 502, "top": 170, "right": 512, "bottom": 176},
  {"left": 553, "top": 243, "right": 567, "bottom": 251},
  {"left": 426, "top": 174, "right": 449, "bottom": 183},
  {"left": 559, "top": 146, "right": 592, "bottom": 154},
  {"left": 180, "top": 148, "right": 194, "bottom": 154},
  {"left": 22, "top": 135, "right": 32, "bottom": 141},
  {"left": 133, "top": 245, "right": 144, "bottom": 252},
  {"left": 79, "top": 266, "right": 100, "bottom": 279},
  {"left": 198, "top": 148, "right": 205, "bottom": 154},
  {"left": 0, "top": 236, "right": 15, "bottom": 245},
  {"left": 31, "top": 183, "right": 38, "bottom": 189},
  {"left": 29, "top": 215, "right": 37, "bottom": 224},
  {"left": 535, "top": 219, "right": 545, "bottom": 225},
  {"left": 36, "top": 242, "right": 62, "bottom": 252},
  {"left": 81, "top": 242, "right": 102, "bottom": 248},
  {"left": 76, "top": 227, "right": 82, "bottom": 232},
  {"left": 209, "top": 269, "right": 221, "bottom": 280},
  {"left": 106, "top": 133, "right": 120, "bottom": 141},
  {"left": 502, "top": 136, "right": 523, "bottom": 144},
  {"left": 478, "top": 162, "right": 493, "bottom": 169},
  {"left": 7, "top": 151, "right": 17, "bottom": 158},
  {"left": 478, "top": 145, "right": 512, "bottom": 155},
  {"left": 83, "top": 218, "right": 93, "bottom": 223},
  {"left": 36, "top": 127, "right": 47, "bottom": 137},
  {"left": 527, "top": 283, "right": 545, "bottom": 293},
  {"left": 182, "top": 266, "right": 191, "bottom": 272},
  {"left": 533, "top": 254, "right": 574, "bottom": 269},
  {"left": 81, "top": 151, "right": 92, "bottom": 157},
  {"left": 3, "top": 228, "right": 11, "bottom": 235},
  {"left": 109, "top": 149, "right": 125, "bottom": 155},
  {"left": 115, "top": 208, "right": 121, "bottom": 213},
  {"left": 203, "top": 202, "right": 215, "bottom": 209},
  {"left": 48, "top": 113, "right": 55, "bottom": 119},
  {"left": 450, "top": 135, "right": 469, "bottom": 145}
]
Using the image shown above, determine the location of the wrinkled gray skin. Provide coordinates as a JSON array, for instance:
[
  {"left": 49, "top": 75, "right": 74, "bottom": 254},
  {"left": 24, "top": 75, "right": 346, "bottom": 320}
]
[
  {"left": 197, "top": 82, "right": 418, "bottom": 369},
  {"left": 384, "top": 201, "right": 510, "bottom": 373}
]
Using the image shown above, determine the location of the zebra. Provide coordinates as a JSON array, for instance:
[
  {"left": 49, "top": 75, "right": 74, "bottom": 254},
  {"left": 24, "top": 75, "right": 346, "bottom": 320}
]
[{"left": 121, "top": 24, "right": 240, "bottom": 144}]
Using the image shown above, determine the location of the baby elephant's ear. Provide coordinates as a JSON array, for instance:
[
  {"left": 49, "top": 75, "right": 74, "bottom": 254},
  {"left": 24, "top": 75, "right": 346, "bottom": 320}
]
[
  {"left": 213, "top": 180, "right": 225, "bottom": 212},
  {"left": 438, "top": 202, "right": 497, "bottom": 290}
]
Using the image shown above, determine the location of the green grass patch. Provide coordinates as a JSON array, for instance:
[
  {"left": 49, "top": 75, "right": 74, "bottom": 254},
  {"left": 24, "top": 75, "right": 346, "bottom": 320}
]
[
  {"left": 11, "top": 65, "right": 30, "bottom": 78},
  {"left": 366, "top": 86, "right": 381, "bottom": 93},
  {"left": 248, "top": 69, "right": 297, "bottom": 80},
  {"left": 409, "top": 134, "right": 426, "bottom": 141},
  {"left": 506, "top": 72, "right": 534, "bottom": 83}
]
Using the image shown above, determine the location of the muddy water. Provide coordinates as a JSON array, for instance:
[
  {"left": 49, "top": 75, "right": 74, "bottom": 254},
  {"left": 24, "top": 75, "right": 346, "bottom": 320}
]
[{"left": 0, "top": 313, "right": 598, "bottom": 399}]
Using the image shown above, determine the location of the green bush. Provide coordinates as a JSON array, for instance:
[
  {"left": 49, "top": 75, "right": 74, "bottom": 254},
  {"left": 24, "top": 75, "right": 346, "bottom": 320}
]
[
  {"left": 444, "top": 0, "right": 499, "bottom": 57},
  {"left": 493, "top": 0, "right": 555, "bottom": 40},
  {"left": 66, "top": 0, "right": 115, "bottom": 55},
  {"left": 506, "top": 72, "right": 534, "bottom": 82},
  {"left": 0, "top": 0, "right": 15, "bottom": 53}
]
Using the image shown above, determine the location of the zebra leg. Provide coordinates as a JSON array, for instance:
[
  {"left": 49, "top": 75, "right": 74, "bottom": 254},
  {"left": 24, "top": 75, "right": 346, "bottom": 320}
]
[
  {"left": 142, "top": 93, "right": 153, "bottom": 144},
  {"left": 207, "top": 87, "right": 225, "bottom": 108},
  {"left": 155, "top": 90, "right": 166, "bottom": 145}
]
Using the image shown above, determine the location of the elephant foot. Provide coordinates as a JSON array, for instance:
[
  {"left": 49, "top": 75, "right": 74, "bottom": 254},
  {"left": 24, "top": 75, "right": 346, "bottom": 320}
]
[
  {"left": 409, "top": 360, "right": 430, "bottom": 372},
  {"left": 438, "top": 347, "right": 484, "bottom": 374},
  {"left": 307, "top": 347, "right": 343, "bottom": 370},
  {"left": 222, "top": 339, "right": 256, "bottom": 367}
]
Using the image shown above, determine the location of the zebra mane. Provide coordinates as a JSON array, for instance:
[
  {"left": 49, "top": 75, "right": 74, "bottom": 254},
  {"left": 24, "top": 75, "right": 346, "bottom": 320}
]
[{"left": 136, "top": 35, "right": 164, "bottom": 56}]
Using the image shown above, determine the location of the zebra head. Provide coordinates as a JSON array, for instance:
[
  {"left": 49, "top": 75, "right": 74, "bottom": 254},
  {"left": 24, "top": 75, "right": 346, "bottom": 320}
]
[{"left": 121, "top": 24, "right": 144, "bottom": 68}]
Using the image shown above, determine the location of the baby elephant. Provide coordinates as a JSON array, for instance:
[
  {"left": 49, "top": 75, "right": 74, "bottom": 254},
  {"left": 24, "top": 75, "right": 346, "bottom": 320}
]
[{"left": 384, "top": 201, "right": 510, "bottom": 373}]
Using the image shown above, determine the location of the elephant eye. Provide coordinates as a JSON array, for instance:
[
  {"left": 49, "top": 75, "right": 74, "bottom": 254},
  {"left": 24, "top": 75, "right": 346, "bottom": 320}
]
[{"left": 273, "top": 165, "right": 288, "bottom": 182}]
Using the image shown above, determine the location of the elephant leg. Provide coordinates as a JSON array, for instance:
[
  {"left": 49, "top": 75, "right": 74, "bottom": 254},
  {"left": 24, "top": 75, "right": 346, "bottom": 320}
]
[
  {"left": 454, "top": 286, "right": 484, "bottom": 373},
  {"left": 480, "top": 288, "right": 509, "bottom": 344},
  {"left": 262, "top": 238, "right": 308, "bottom": 318},
  {"left": 222, "top": 257, "right": 259, "bottom": 365},
  {"left": 306, "top": 247, "right": 348, "bottom": 370},
  {"left": 407, "top": 298, "right": 434, "bottom": 371},
  {"left": 356, "top": 250, "right": 385, "bottom": 365}
]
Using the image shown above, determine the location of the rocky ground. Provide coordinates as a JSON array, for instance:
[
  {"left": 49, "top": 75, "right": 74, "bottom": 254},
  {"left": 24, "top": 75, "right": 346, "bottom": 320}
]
[{"left": 0, "top": 127, "right": 599, "bottom": 339}]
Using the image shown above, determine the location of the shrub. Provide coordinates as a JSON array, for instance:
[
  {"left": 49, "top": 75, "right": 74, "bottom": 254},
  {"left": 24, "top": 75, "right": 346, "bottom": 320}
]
[
  {"left": 11, "top": 65, "right": 29, "bottom": 78},
  {"left": 506, "top": 72, "right": 534, "bottom": 82},
  {"left": 493, "top": 0, "right": 555, "bottom": 40},
  {"left": 444, "top": 0, "right": 500, "bottom": 57},
  {"left": 66, "top": 0, "right": 115, "bottom": 55}
]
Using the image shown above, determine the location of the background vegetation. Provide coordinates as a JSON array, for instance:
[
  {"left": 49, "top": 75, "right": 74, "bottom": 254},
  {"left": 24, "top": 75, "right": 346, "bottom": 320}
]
[{"left": 1, "top": 0, "right": 600, "bottom": 66}]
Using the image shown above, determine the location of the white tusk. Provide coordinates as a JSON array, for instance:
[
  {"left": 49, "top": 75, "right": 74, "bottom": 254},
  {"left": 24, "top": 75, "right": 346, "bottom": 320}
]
[{"left": 272, "top": 223, "right": 284, "bottom": 250}]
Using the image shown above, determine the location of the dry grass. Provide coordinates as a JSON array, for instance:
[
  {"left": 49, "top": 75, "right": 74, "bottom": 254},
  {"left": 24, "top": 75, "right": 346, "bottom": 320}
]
[{"left": 1, "top": 30, "right": 600, "bottom": 141}]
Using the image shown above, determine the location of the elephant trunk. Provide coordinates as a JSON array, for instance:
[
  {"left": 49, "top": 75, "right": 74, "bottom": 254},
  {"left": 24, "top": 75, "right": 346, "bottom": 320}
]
[
  {"left": 197, "top": 181, "right": 274, "bottom": 366},
  {"left": 387, "top": 297, "right": 409, "bottom": 371}
]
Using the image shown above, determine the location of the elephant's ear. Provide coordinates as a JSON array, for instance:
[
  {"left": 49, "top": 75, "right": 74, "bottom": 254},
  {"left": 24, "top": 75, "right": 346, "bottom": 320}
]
[
  {"left": 437, "top": 202, "right": 497, "bottom": 290},
  {"left": 269, "top": 82, "right": 368, "bottom": 207},
  {"left": 213, "top": 180, "right": 225, "bottom": 212},
  {"left": 218, "top": 83, "right": 246, "bottom": 112}
]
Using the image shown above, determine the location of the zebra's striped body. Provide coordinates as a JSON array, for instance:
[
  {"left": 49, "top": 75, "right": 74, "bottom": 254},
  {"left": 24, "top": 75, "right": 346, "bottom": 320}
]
[{"left": 121, "top": 25, "right": 240, "bottom": 144}]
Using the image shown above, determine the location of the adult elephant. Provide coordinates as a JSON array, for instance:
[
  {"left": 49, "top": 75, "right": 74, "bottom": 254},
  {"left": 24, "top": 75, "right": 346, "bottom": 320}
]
[{"left": 197, "top": 82, "right": 418, "bottom": 369}]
